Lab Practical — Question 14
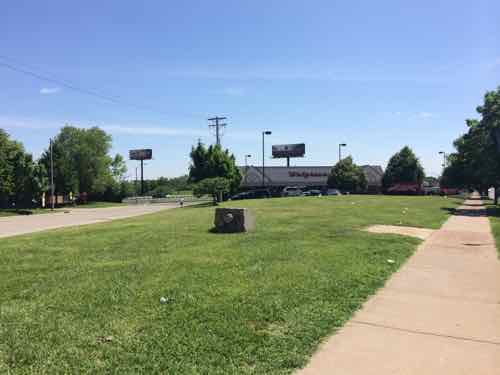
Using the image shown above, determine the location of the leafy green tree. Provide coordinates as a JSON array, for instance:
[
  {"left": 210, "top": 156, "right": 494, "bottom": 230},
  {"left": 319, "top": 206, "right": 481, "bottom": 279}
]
[
  {"left": 111, "top": 154, "right": 127, "bottom": 181},
  {"left": 382, "top": 146, "right": 425, "bottom": 188},
  {"left": 33, "top": 162, "right": 49, "bottom": 201},
  {"left": 441, "top": 154, "right": 466, "bottom": 189},
  {"left": 423, "top": 176, "right": 439, "bottom": 187},
  {"left": 193, "top": 177, "right": 230, "bottom": 204},
  {"left": 442, "top": 87, "right": 500, "bottom": 201},
  {"left": 189, "top": 141, "right": 241, "bottom": 194},
  {"left": 189, "top": 141, "right": 210, "bottom": 182},
  {"left": 40, "top": 126, "right": 127, "bottom": 200},
  {"left": 0, "top": 129, "right": 46, "bottom": 208},
  {"left": 0, "top": 129, "right": 15, "bottom": 204},
  {"left": 327, "top": 156, "right": 367, "bottom": 192},
  {"left": 143, "top": 175, "right": 192, "bottom": 196}
]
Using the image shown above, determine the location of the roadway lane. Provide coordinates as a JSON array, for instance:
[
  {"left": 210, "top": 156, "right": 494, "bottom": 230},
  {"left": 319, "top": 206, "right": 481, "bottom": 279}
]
[{"left": 0, "top": 203, "right": 181, "bottom": 238}]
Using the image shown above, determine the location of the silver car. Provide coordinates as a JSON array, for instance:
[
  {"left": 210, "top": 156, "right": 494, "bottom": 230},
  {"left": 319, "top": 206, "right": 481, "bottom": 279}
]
[{"left": 282, "top": 186, "right": 303, "bottom": 197}]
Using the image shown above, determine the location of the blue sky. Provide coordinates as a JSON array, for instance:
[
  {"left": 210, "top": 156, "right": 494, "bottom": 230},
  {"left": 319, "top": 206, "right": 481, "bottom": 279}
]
[{"left": 1, "top": 0, "right": 499, "bottom": 179}]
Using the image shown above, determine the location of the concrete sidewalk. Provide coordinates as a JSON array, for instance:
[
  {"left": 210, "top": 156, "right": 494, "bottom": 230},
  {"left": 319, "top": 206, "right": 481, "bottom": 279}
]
[
  {"left": 297, "top": 198, "right": 500, "bottom": 374},
  {"left": 0, "top": 203, "right": 181, "bottom": 238}
]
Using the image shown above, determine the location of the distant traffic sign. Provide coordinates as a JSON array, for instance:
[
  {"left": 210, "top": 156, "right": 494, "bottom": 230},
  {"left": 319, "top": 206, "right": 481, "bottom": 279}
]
[{"left": 129, "top": 149, "right": 152, "bottom": 160}]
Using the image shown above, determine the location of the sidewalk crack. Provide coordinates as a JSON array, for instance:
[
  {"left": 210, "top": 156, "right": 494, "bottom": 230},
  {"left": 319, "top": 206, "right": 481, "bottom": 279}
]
[{"left": 350, "top": 320, "right": 500, "bottom": 346}]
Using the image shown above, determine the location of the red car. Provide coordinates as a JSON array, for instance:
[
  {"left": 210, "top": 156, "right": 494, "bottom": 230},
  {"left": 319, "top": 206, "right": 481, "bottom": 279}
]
[{"left": 387, "top": 183, "right": 423, "bottom": 195}]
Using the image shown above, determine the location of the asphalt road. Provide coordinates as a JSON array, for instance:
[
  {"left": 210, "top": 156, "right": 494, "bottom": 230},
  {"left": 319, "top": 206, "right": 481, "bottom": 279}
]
[{"left": 0, "top": 203, "right": 181, "bottom": 238}]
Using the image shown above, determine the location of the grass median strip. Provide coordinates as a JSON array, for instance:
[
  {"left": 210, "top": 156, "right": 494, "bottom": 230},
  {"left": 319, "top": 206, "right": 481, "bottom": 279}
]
[
  {"left": 487, "top": 205, "right": 500, "bottom": 256},
  {"left": 0, "top": 195, "right": 460, "bottom": 374}
]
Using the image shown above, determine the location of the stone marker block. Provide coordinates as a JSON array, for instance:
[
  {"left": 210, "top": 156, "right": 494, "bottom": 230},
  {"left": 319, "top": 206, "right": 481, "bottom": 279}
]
[{"left": 214, "top": 208, "right": 255, "bottom": 233}]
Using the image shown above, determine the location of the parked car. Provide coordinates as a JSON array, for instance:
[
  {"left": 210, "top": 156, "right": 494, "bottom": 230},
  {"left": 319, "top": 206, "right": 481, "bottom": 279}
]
[
  {"left": 386, "top": 183, "right": 423, "bottom": 195},
  {"left": 303, "top": 189, "right": 322, "bottom": 196},
  {"left": 440, "top": 187, "right": 460, "bottom": 196},
  {"left": 230, "top": 192, "right": 250, "bottom": 200},
  {"left": 230, "top": 189, "right": 270, "bottom": 200},
  {"left": 326, "top": 189, "right": 341, "bottom": 196},
  {"left": 423, "top": 186, "right": 440, "bottom": 195},
  {"left": 247, "top": 189, "right": 271, "bottom": 199},
  {"left": 282, "top": 186, "right": 303, "bottom": 197}
]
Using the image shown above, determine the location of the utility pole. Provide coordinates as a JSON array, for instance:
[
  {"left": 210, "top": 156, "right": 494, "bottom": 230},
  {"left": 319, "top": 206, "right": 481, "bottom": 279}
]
[
  {"left": 208, "top": 116, "right": 227, "bottom": 146},
  {"left": 50, "top": 138, "right": 55, "bottom": 210}
]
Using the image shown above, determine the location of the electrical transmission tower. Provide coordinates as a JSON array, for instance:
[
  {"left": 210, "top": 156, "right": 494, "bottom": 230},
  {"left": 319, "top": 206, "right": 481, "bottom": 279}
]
[{"left": 208, "top": 116, "right": 227, "bottom": 146}]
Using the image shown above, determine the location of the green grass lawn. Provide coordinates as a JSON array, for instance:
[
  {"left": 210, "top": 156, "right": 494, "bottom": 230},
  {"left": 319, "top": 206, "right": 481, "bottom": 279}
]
[
  {"left": 0, "top": 202, "right": 124, "bottom": 216},
  {"left": 487, "top": 205, "right": 500, "bottom": 256},
  {"left": 0, "top": 195, "right": 461, "bottom": 374},
  {"left": 75, "top": 201, "right": 127, "bottom": 209},
  {"left": 0, "top": 208, "right": 54, "bottom": 217},
  {"left": 0, "top": 210, "right": 18, "bottom": 217}
]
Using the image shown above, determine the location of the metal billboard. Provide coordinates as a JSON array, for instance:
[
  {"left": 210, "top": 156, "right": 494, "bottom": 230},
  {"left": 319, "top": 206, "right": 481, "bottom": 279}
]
[
  {"left": 129, "top": 149, "right": 153, "bottom": 160},
  {"left": 272, "top": 143, "right": 305, "bottom": 158}
]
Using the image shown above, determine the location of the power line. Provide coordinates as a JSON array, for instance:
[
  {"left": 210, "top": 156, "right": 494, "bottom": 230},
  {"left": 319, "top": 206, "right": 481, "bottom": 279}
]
[
  {"left": 208, "top": 116, "right": 227, "bottom": 146},
  {"left": 0, "top": 54, "right": 204, "bottom": 121}
]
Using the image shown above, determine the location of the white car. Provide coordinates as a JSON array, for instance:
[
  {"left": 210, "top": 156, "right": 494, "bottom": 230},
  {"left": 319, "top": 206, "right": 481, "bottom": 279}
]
[{"left": 282, "top": 186, "right": 303, "bottom": 197}]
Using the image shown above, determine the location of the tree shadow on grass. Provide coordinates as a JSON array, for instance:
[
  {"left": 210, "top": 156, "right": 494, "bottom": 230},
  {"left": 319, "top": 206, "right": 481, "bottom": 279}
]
[
  {"left": 440, "top": 206, "right": 487, "bottom": 217},
  {"left": 459, "top": 202, "right": 485, "bottom": 207},
  {"left": 207, "top": 227, "right": 249, "bottom": 235},
  {"left": 182, "top": 202, "right": 215, "bottom": 209},
  {"left": 486, "top": 206, "right": 500, "bottom": 218}
]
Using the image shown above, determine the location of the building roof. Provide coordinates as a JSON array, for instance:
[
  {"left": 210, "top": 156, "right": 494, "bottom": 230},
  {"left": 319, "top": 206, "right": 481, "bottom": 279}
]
[
  {"left": 240, "top": 165, "right": 384, "bottom": 188},
  {"left": 360, "top": 165, "right": 384, "bottom": 186}
]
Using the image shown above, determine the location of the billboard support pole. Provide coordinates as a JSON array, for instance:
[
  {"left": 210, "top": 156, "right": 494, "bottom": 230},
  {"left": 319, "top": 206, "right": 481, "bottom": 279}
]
[
  {"left": 129, "top": 149, "right": 152, "bottom": 197},
  {"left": 140, "top": 159, "right": 144, "bottom": 196},
  {"left": 50, "top": 138, "right": 55, "bottom": 210},
  {"left": 262, "top": 132, "right": 265, "bottom": 187}
]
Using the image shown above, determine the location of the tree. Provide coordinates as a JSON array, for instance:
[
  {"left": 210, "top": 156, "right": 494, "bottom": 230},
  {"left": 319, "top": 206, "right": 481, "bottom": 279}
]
[
  {"left": 327, "top": 156, "right": 367, "bottom": 192},
  {"left": 40, "top": 125, "right": 127, "bottom": 200},
  {"left": 189, "top": 141, "right": 210, "bottom": 182},
  {"left": 188, "top": 141, "right": 241, "bottom": 195},
  {"left": 193, "top": 177, "right": 230, "bottom": 204},
  {"left": 111, "top": 154, "right": 127, "bottom": 181},
  {"left": 441, "top": 154, "right": 466, "bottom": 189},
  {"left": 0, "top": 129, "right": 46, "bottom": 208},
  {"left": 143, "top": 175, "right": 192, "bottom": 197},
  {"left": 423, "top": 176, "right": 439, "bottom": 187},
  {"left": 0, "top": 129, "right": 15, "bottom": 205},
  {"left": 442, "top": 87, "right": 500, "bottom": 201},
  {"left": 382, "top": 146, "right": 425, "bottom": 188}
]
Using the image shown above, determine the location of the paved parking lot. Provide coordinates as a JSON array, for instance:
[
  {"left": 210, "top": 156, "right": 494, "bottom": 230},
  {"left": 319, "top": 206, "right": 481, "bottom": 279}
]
[{"left": 0, "top": 203, "right": 180, "bottom": 238}]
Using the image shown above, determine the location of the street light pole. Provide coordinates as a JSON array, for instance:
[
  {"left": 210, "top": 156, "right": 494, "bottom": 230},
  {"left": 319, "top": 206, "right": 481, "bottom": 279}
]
[
  {"left": 50, "top": 138, "right": 55, "bottom": 210},
  {"left": 245, "top": 154, "right": 251, "bottom": 185},
  {"left": 262, "top": 131, "right": 272, "bottom": 187},
  {"left": 339, "top": 143, "right": 347, "bottom": 162}
]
